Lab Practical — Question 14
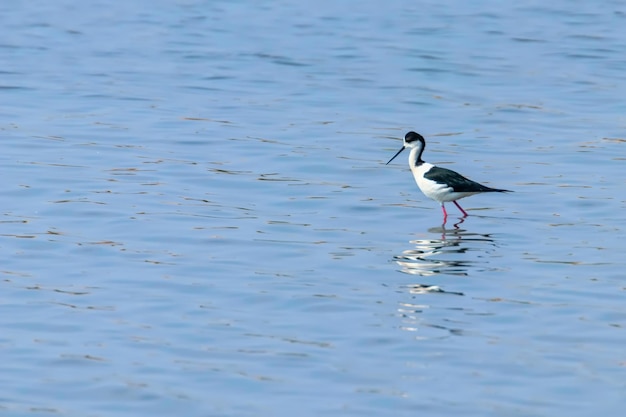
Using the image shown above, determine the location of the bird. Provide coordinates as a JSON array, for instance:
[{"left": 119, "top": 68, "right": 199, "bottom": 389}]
[{"left": 386, "top": 131, "right": 511, "bottom": 220}]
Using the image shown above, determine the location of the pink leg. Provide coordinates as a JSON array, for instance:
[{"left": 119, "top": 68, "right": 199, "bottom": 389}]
[
  {"left": 441, "top": 203, "right": 448, "bottom": 225},
  {"left": 453, "top": 200, "right": 469, "bottom": 217}
]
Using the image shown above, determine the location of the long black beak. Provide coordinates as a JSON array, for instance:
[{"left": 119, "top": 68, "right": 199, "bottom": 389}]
[{"left": 386, "top": 146, "right": 405, "bottom": 165}]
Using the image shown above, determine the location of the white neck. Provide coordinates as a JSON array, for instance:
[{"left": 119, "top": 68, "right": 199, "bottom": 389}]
[{"left": 407, "top": 143, "right": 424, "bottom": 168}]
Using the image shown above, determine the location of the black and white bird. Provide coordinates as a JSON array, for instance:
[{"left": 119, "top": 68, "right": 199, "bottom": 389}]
[{"left": 386, "top": 131, "right": 511, "bottom": 219}]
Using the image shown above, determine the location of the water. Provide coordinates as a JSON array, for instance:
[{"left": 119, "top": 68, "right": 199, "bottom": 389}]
[{"left": 1, "top": 1, "right": 625, "bottom": 416}]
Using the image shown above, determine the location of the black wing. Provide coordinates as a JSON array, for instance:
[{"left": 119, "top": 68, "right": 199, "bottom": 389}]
[{"left": 424, "top": 166, "right": 510, "bottom": 193}]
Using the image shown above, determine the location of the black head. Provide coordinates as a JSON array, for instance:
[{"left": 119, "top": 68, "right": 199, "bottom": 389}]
[{"left": 404, "top": 131, "right": 425, "bottom": 144}]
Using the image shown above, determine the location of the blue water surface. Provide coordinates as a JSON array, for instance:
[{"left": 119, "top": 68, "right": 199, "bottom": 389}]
[{"left": 1, "top": 1, "right": 625, "bottom": 416}]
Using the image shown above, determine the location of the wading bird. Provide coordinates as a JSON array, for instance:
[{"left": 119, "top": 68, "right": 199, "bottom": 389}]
[{"left": 387, "top": 131, "right": 511, "bottom": 220}]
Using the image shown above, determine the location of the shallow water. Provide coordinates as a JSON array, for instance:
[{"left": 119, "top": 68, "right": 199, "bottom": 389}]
[{"left": 2, "top": 1, "right": 625, "bottom": 416}]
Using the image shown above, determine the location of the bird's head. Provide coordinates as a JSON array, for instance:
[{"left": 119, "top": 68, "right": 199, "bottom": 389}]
[{"left": 386, "top": 131, "right": 425, "bottom": 165}]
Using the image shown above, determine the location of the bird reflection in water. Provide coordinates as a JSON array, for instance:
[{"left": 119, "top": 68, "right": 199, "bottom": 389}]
[
  {"left": 394, "top": 217, "right": 498, "bottom": 280},
  {"left": 393, "top": 219, "right": 497, "bottom": 336}
]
